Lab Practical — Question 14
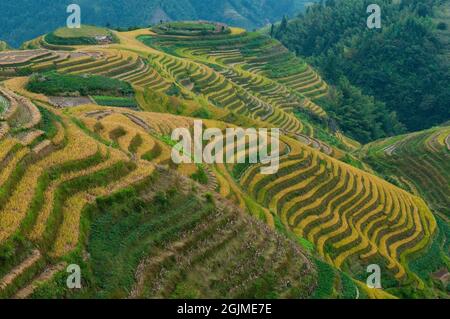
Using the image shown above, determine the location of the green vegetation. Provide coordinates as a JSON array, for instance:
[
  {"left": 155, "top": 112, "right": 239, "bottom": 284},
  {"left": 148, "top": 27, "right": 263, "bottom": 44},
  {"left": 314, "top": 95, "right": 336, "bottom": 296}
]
[
  {"left": 152, "top": 21, "right": 230, "bottom": 36},
  {"left": 139, "top": 28, "right": 328, "bottom": 137},
  {"left": 316, "top": 80, "right": 404, "bottom": 143},
  {"left": 410, "top": 217, "right": 450, "bottom": 282},
  {"left": 138, "top": 90, "right": 186, "bottom": 115},
  {"left": 0, "top": 41, "right": 10, "bottom": 51},
  {"left": 20, "top": 150, "right": 105, "bottom": 237},
  {"left": 45, "top": 25, "right": 116, "bottom": 46},
  {"left": 142, "top": 143, "right": 162, "bottom": 162},
  {"left": 93, "top": 96, "right": 137, "bottom": 108},
  {"left": 191, "top": 107, "right": 212, "bottom": 119},
  {"left": 42, "top": 161, "right": 136, "bottom": 249},
  {"left": 339, "top": 273, "right": 358, "bottom": 299},
  {"left": 232, "top": 162, "right": 253, "bottom": 180},
  {"left": 0, "top": 236, "right": 33, "bottom": 279},
  {"left": 364, "top": 126, "right": 450, "bottom": 220},
  {"left": 128, "top": 134, "right": 143, "bottom": 154},
  {"left": 0, "top": 5, "right": 448, "bottom": 300},
  {"left": 340, "top": 154, "right": 364, "bottom": 170},
  {"left": 29, "top": 170, "right": 317, "bottom": 299},
  {"left": 297, "top": 237, "right": 314, "bottom": 252},
  {"left": 433, "top": 0, "right": 450, "bottom": 66},
  {"left": 275, "top": 0, "right": 450, "bottom": 136},
  {"left": 310, "top": 259, "right": 335, "bottom": 299},
  {"left": 27, "top": 72, "right": 134, "bottom": 97},
  {"left": 165, "top": 83, "right": 182, "bottom": 96},
  {"left": 71, "top": 117, "right": 119, "bottom": 148},
  {"left": 109, "top": 127, "right": 127, "bottom": 141},
  {"left": 0, "top": 95, "right": 9, "bottom": 114},
  {"left": 36, "top": 105, "right": 63, "bottom": 140},
  {"left": 53, "top": 25, "right": 110, "bottom": 38},
  {"left": 191, "top": 166, "right": 208, "bottom": 185}
]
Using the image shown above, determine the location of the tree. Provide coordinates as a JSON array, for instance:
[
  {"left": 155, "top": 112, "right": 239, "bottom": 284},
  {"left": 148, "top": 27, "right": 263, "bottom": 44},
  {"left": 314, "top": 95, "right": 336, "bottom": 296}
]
[
  {"left": 276, "top": 16, "right": 288, "bottom": 38},
  {"left": 274, "top": 0, "right": 450, "bottom": 134},
  {"left": 437, "top": 22, "right": 447, "bottom": 30}
]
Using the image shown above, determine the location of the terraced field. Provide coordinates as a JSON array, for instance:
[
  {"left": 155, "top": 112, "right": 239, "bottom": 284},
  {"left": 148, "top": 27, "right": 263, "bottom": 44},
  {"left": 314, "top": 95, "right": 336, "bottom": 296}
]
[
  {"left": 140, "top": 29, "right": 328, "bottom": 120},
  {"left": 238, "top": 134, "right": 436, "bottom": 287},
  {"left": 3, "top": 28, "right": 341, "bottom": 156},
  {"left": 0, "top": 85, "right": 360, "bottom": 299},
  {"left": 361, "top": 127, "right": 450, "bottom": 291},
  {"left": 0, "top": 23, "right": 448, "bottom": 299},
  {"left": 363, "top": 127, "right": 450, "bottom": 221},
  {"left": 62, "top": 168, "right": 320, "bottom": 299}
]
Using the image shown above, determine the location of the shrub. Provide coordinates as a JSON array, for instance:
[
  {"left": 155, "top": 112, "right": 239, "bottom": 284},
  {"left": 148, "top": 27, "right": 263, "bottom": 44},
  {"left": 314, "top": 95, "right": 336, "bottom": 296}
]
[
  {"left": 166, "top": 84, "right": 181, "bottom": 96},
  {"left": 109, "top": 126, "right": 127, "bottom": 141},
  {"left": 0, "top": 241, "right": 15, "bottom": 262},
  {"left": 191, "top": 166, "right": 208, "bottom": 185},
  {"left": 204, "top": 192, "right": 215, "bottom": 204},
  {"left": 142, "top": 146, "right": 161, "bottom": 161},
  {"left": 154, "top": 191, "right": 169, "bottom": 207},
  {"left": 27, "top": 72, "right": 134, "bottom": 97},
  {"left": 192, "top": 107, "right": 211, "bottom": 119},
  {"left": 17, "top": 67, "right": 33, "bottom": 76},
  {"left": 437, "top": 22, "right": 447, "bottom": 30},
  {"left": 128, "top": 134, "right": 143, "bottom": 154}
]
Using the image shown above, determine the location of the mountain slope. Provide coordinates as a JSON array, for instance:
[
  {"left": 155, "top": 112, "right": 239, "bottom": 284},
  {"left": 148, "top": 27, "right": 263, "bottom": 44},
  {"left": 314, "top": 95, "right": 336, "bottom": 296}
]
[
  {"left": 361, "top": 126, "right": 450, "bottom": 297},
  {"left": 0, "top": 23, "right": 447, "bottom": 298},
  {"left": 28, "top": 167, "right": 319, "bottom": 299},
  {"left": 274, "top": 0, "right": 450, "bottom": 138},
  {"left": 0, "top": 85, "right": 358, "bottom": 299},
  {"left": 433, "top": 0, "right": 450, "bottom": 65},
  {"left": 0, "top": 0, "right": 313, "bottom": 47},
  {"left": 363, "top": 126, "right": 450, "bottom": 221}
]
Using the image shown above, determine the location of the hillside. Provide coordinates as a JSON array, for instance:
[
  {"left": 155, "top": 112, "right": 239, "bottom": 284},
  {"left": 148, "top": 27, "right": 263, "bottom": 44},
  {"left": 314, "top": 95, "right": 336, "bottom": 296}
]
[
  {"left": 274, "top": 0, "right": 450, "bottom": 138},
  {"left": 434, "top": 0, "right": 450, "bottom": 65},
  {"left": 0, "top": 22, "right": 448, "bottom": 299},
  {"left": 362, "top": 126, "right": 450, "bottom": 295},
  {"left": 363, "top": 127, "right": 450, "bottom": 220},
  {"left": 0, "top": 86, "right": 357, "bottom": 299},
  {"left": 0, "top": 0, "right": 314, "bottom": 48},
  {"left": 27, "top": 166, "right": 326, "bottom": 299}
]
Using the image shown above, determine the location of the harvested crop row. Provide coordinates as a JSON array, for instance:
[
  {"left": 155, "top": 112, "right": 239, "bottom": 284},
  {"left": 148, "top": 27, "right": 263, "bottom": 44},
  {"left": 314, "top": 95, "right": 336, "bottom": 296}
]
[
  {"left": 0, "top": 120, "right": 99, "bottom": 244},
  {"left": 240, "top": 135, "right": 436, "bottom": 281}
]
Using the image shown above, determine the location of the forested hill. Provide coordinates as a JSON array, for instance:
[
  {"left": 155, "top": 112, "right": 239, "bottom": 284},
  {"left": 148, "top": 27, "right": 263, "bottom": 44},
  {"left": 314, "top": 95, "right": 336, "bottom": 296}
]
[
  {"left": 0, "top": 0, "right": 312, "bottom": 47},
  {"left": 274, "top": 0, "right": 450, "bottom": 139}
]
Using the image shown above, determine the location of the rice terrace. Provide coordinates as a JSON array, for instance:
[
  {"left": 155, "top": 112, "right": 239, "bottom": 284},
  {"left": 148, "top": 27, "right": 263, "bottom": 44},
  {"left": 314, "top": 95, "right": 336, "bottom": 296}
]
[{"left": 0, "top": 0, "right": 449, "bottom": 303}]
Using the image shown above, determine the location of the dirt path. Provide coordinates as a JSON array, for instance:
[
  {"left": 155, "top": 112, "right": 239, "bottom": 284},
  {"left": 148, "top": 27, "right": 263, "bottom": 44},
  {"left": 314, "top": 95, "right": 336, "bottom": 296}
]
[
  {"left": 0, "top": 250, "right": 41, "bottom": 291},
  {"left": 384, "top": 143, "right": 398, "bottom": 156},
  {"left": 14, "top": 262, "right": 66, "bottom": 299}
]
